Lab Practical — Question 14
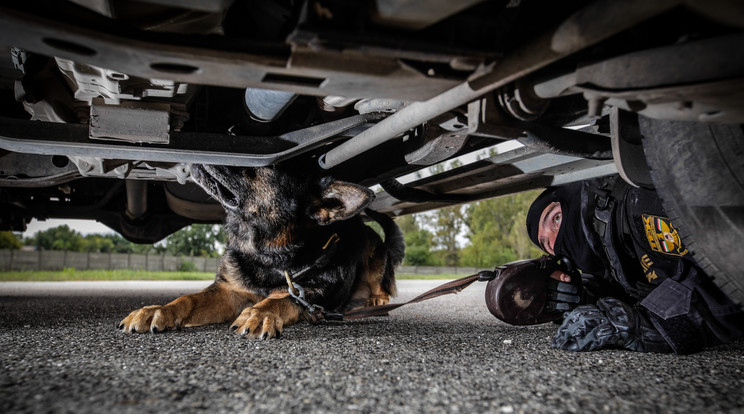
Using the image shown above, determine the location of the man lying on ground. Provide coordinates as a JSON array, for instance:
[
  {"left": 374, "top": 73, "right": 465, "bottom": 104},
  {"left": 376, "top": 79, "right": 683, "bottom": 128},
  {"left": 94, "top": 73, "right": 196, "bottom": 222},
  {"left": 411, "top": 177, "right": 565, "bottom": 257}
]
[{"left": 525, "top": 176, "right": 743, "bottom": 353}]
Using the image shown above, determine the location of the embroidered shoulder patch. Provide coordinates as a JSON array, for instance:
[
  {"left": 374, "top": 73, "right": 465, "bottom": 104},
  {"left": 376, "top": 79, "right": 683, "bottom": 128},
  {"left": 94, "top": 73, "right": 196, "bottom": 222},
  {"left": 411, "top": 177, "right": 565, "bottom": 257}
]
[{"left": 642, "top": 214, "right": 689, "bottom": 257}]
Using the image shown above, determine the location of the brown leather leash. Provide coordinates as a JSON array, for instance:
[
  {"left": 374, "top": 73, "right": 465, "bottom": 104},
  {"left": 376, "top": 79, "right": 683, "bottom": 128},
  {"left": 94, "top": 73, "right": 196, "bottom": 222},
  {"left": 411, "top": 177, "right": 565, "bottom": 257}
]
[
  {"left": 343, "top": 273, "right": 482, "bottom": 319},
  {"left": 291, "top": 273, "right": 485, "bottom": 322},
  {"left": 290, "top": 256, "right": 585, "bottom": 325}
]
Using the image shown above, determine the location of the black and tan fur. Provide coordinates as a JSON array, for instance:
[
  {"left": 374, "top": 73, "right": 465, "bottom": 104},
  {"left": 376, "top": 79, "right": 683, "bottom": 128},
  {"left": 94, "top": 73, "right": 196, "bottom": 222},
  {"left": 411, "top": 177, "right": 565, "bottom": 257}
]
[{"left": 119, "top": 164, "right": 404, "bottom": 339}]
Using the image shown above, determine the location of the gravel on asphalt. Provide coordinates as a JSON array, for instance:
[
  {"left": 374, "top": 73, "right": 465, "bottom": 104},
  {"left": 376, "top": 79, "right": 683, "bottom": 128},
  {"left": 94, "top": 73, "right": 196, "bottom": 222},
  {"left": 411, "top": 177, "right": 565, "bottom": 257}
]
[{"left": 1, "top": 280, "right": 742, "bottom": 413}]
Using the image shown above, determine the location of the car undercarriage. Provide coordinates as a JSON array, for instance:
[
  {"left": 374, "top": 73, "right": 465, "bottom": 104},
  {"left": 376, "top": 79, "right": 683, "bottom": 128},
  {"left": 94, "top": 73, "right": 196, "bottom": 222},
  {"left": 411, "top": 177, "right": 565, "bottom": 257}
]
[{"left": 0, "top": 0, "right": 742, "bottom": 299}]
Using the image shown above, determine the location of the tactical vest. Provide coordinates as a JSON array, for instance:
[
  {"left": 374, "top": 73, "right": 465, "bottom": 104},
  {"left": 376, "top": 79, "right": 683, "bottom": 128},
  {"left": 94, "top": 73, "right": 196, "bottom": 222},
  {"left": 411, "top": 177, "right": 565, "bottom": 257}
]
[
  {"left": 590, "top": 176, "right": 669, "bottom": 298},
  {"left": 586, "top": 176, "right": 743, "bottom": 354}
]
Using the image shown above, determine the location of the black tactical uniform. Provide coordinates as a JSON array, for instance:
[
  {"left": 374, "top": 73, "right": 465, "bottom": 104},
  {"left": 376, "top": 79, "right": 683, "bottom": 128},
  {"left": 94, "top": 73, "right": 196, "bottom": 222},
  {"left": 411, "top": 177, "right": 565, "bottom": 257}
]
[{"left": 526, "top": 176, "right": 744, "bottom": 353}]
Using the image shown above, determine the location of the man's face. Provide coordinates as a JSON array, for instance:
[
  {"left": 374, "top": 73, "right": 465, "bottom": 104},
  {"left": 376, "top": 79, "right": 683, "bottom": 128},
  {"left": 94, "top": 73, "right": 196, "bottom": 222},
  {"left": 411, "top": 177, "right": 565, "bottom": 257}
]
[
  {"left": 537, "top": 201, "right": 562, "bottom": 255},
  {"left": 538, "top": 201, "right": 571, "bottom": 282}
]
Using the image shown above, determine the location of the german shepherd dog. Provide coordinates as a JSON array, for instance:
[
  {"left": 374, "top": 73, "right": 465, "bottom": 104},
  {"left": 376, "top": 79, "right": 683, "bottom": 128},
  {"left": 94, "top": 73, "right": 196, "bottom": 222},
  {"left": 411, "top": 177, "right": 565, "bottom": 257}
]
[{"left": 118, "top": 164, "right": 404, "bottom": 339}]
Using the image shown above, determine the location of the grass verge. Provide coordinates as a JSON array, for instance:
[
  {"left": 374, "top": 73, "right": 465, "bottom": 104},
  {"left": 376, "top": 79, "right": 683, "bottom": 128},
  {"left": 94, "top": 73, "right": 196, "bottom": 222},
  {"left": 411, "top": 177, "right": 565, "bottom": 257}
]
[
  {"left": 0, "top": 269, "right": 215, "bottom": 281},
  {"left": 0, "top": 270, "right": 461, "bottom": 281}
]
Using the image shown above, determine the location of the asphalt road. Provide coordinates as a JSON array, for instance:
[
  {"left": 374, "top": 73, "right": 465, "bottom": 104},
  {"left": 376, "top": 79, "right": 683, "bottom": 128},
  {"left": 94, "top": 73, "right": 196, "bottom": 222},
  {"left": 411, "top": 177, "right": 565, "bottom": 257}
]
[{"left": 1, "top": 280, "right": 742, "bottom": 413}]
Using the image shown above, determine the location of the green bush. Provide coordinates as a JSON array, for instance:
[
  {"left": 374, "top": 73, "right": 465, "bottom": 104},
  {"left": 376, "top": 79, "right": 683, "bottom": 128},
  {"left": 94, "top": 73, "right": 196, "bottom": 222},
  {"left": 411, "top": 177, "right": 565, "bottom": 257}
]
[
  {"left": 179, "top": 261, "right": 198, "bottom": 272},
  {"left": 0, "top": 231, "right": 22, "bottom": 249}
]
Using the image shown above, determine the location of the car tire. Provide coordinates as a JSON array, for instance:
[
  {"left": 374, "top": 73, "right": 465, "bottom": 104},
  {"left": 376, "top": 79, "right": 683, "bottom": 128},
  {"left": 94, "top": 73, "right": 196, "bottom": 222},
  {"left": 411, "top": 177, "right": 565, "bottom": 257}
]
[{"left": 640, "top": 117, "right": 744, "bottom": 304}]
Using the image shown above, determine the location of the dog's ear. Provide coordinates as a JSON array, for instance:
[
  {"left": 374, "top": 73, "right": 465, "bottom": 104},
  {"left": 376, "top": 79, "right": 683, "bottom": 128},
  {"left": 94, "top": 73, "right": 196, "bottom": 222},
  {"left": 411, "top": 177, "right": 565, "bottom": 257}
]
[{"left": 309, "top": 178, "right": 374, "bottom": 225}]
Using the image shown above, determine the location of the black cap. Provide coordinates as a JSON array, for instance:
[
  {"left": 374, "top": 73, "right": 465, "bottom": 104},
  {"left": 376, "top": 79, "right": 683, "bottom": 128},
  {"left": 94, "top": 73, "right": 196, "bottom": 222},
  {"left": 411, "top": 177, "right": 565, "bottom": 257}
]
[{"left": 526, "top": 187, "right": 560, "bottom": 248}]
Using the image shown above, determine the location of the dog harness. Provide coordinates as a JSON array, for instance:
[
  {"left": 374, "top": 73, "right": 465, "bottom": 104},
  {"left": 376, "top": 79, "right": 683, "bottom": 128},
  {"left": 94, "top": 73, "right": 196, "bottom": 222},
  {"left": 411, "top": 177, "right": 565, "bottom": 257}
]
[{"left": 282, "top": 232, "right": 344, "bottom": 321}]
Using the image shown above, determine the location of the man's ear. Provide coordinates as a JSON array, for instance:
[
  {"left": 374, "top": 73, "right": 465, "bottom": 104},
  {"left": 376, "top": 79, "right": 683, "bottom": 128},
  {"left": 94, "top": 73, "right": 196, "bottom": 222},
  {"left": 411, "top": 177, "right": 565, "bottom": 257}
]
[{"left": 309, "top": 178, "right": 374, "bottom": 225}]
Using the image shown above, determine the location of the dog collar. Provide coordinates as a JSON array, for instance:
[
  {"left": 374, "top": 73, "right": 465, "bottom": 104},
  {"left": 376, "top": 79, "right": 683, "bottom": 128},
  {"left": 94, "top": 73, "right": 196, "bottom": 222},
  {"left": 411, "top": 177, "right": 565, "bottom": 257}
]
[
  {"left": 282, "top": 232, "right": 341, "bottom": 320},
  {"left": 282, "top": 232, "right": 340, "bottom": 286}
]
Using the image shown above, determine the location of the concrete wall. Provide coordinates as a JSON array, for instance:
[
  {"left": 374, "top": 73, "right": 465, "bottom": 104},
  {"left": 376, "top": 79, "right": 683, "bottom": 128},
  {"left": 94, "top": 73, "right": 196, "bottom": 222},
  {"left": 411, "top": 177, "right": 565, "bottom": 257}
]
[
  {"left": 0, "top": 250, "right": 483, "bottom": 275},
  {"left": 0, "top": 250, "right": 218, "bottom": 273}
]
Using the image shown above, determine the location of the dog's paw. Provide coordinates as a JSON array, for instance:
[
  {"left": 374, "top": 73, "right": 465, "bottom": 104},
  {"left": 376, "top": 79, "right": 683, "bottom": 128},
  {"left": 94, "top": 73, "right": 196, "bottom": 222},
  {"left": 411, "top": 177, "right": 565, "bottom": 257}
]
[
  {"left": 230, "top": 307, "right": 284, "bottom": 339},
  {"left": 118, "top": 305, "right": 179, "bottom": 334},
  {"left": 367, "top": 294, "right": 390, "bottom": 307}
]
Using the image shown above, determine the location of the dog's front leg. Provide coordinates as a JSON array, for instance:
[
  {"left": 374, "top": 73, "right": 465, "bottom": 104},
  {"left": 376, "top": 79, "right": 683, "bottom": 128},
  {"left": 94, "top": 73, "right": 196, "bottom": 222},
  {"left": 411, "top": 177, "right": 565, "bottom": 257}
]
[
  {"left": 119, "top": 281, "right": 255, "bottom": 333},
  {"left": 230, "top": 292, "right": 305, "bottom": 339}
]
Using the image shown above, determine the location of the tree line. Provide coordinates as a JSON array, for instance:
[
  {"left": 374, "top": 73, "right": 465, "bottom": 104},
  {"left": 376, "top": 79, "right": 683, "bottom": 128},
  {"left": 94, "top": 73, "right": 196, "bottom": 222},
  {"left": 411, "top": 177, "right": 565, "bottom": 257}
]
[
  {"left": 1, "top": 190, "right": 544, "bottom": 267},
  {"left": 396, "top": 189, "right": 544, "bottom": 267},
  {"left": 0, "top": 224, "right": 226, "bottom": 258}
]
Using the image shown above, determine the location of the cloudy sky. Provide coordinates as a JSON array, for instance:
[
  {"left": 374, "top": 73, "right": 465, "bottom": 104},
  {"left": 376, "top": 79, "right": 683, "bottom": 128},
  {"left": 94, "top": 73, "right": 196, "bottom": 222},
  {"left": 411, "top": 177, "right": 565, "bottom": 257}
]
[{"left": 23, "top": 219, "right": 114, "bottom": 238}]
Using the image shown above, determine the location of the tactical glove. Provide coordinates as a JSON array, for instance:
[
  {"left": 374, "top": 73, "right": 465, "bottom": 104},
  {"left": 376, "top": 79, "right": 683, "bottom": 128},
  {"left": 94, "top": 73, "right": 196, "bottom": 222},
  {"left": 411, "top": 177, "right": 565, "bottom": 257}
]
[
  {"left": 545, "top": 278, "right": 583, "bottom": 312},
  {"left": 551, "top": 297, "right": 671, "bottom": 353}
]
